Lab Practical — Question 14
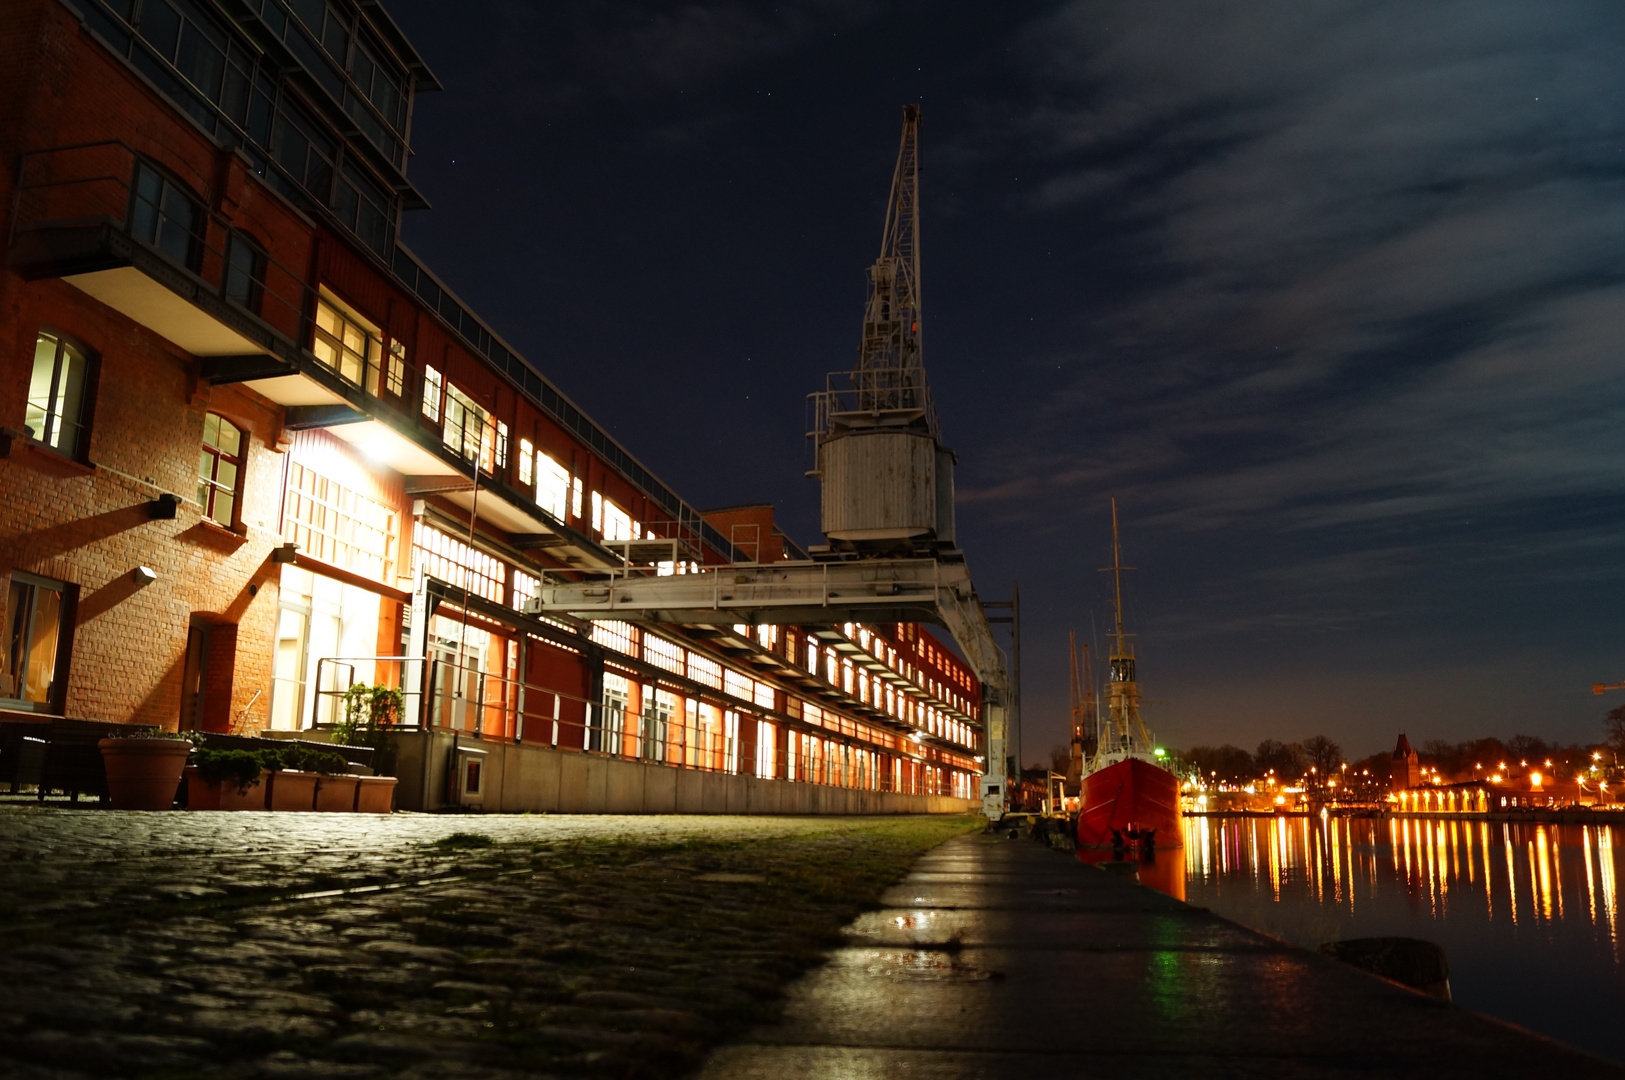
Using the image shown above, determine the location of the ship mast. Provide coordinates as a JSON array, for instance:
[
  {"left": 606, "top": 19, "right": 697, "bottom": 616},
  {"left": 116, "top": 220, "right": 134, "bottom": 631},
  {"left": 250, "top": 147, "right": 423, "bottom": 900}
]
[
  {"left": 1067, "top": 631, "right": 1097, "bottom": 788},
  {"left": 1098, "top": 498, "right": 1154, "bottom": 759}
]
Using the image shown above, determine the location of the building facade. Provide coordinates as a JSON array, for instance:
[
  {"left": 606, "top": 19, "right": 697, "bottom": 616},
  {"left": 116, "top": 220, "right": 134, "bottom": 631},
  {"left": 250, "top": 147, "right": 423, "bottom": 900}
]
[{"left": 0, "top": 0, "right": 983, "bottom": 809}]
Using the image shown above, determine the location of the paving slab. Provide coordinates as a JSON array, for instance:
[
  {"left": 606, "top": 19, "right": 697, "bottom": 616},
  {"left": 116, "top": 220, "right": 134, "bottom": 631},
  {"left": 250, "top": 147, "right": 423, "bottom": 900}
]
[{"left": 696, "top": 832, "right": 1625, "bottom": 1079}]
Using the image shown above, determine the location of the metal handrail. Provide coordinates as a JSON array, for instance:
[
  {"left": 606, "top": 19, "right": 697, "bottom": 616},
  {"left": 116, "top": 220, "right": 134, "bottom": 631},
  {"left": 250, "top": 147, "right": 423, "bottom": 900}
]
[{"left": 302, "top": 653, "right": 958, "bottom": 795}]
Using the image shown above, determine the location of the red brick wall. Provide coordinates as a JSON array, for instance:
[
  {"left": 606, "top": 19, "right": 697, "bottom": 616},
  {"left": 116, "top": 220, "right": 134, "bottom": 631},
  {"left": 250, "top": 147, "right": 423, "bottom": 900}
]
[{"left": 1, "top": 280, "right": 284, "bottom": 732}]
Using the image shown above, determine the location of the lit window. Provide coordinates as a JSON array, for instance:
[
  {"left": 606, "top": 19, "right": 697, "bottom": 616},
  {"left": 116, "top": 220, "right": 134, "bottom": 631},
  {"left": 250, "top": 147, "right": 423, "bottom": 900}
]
[
  {"left": 603, "top": 499, "right": 632, "bottom": 541},
  {"left": 312, "top": 296, "right": 381, "bottom": 392},
  {"left": 197, "top": 413, "right": 243, "bottom": 527},
  {"left": 643, "top": 635, "right": 685, "bottom": 675},
  {"left": 422, "top": 365, "right": 443, "bottom": 422},
  {"left": 484, "top": 418, "right": 508, "bottom": 473},
  {"left": 518, "top": 439, "right": 534, "bottom": 485},
  {"left": 412, "top": 526, "right": 504, "bottom": 603},
  {"left": 591, "top": 491, "right": 604, "bottom": 536},
  {"left": 1, "top": 572, "right": 71, "bottom": 712},
  {"left": 570, "top": 477, "right": 583, "bottom": 520},
  {"left": 384, "top": 339, "right": 407, "bottom": 397},
  {"left": 25, "top": 331, "right": 92, "bottom": 459},
  {"left": 535, "top": 451, "right": 571, "bottom": 521},
  {"left": 284, "top": 461, "right": 398, "bottom": 581}
]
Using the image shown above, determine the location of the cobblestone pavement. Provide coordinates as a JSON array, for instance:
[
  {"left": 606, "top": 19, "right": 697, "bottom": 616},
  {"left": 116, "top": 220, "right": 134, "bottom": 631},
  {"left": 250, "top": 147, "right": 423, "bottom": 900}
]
[{"left": 0, "top": 807, "right": 980, "bottom": 1079}]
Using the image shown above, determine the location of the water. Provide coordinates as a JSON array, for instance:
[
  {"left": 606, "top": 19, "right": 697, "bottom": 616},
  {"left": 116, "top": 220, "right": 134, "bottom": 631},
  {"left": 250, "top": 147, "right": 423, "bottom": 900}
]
[{"left": 1178, "top": 814, "right": 1624, "bottom": 1062}]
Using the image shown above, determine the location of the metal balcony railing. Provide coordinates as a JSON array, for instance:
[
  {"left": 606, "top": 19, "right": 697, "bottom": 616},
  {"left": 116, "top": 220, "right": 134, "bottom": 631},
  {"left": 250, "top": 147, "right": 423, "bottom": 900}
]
[{"left": 305, "top": 654, "right": 958, "bottom": 795}]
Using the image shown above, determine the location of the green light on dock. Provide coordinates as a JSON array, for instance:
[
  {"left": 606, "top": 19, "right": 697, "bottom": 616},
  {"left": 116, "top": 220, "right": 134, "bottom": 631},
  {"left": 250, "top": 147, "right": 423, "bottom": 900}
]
[{"left": 1154, "top": 748, "right": 1167, "bottom": 757}]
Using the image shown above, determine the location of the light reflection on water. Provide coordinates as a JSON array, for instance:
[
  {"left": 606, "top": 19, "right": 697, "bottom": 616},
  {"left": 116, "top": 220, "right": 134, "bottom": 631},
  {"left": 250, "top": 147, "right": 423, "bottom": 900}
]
[{"left": 1181, "top": 814, "right": 1625, "bottom": 1061}]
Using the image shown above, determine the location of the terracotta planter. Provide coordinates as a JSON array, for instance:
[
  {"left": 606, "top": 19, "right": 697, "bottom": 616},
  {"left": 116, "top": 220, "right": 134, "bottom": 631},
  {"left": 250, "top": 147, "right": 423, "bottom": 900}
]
[
  {"left": 99, "top": 738, "right": 193, "bottom": 811},
  {"left": 355, "top": 775, "right": 398, "bottom": 814},
  {"left": 184, "top": 766, "right": 268, "bottom": 811},
  {"left": 314, "top": 773, "right": 361, "bottom": 812},
  {"left": 267, "top": 769, "right": 318, "bottom": 811}
]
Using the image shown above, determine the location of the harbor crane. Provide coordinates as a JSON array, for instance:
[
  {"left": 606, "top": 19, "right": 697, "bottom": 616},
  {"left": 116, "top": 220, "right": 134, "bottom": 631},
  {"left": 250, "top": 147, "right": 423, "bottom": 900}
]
[{"left": 527, "top": 106, "right": 1016, "bottom": 817}]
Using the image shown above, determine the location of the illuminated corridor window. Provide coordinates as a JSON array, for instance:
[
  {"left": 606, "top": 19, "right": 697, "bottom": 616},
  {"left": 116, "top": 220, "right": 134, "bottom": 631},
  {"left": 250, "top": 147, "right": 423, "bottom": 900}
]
[
  {"left": 422, "top": 365, "right": 443, "bottom": 421},
  {"left": 26, "top": 332, "right": 92, "bottom": 459},
  {"left": 414, "top": 527, "right": 505, "bottom": 604},
  {"left": 313, "top": 296, "right": 381, "bottom": 393},
  {"left": 384, "top": 339, "right": 406, "bottom": 397},
  {"left": 284, "top": 461, "right": 398, "bottom": 582},
  {"left": 644, "top": 635, "right": 684, "bottom": 675},
  {"left": 590, "top": 621, "right": 638, "bottom": 656},
  {"left": 442, "top": 383, "right": 505, "bottom": 472},
  {"left": 603, "top": 499, "right": 633, "bottom": 542},
  {"left": 536, "top": 451, "right": 570, "bottom": 520},
  {"left": 517, "top": 439, "right": 534, "bottom": 485},
  {"left": 1, "top": 572, "right": 70, "bottom": 713},
  {"left": 197, "top": 413, "right": 243, "bottom": 526}
]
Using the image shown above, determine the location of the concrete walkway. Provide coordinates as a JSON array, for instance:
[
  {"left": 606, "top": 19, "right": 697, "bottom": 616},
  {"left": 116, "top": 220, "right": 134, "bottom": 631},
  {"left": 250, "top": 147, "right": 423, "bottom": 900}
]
[{"left": 697, "top": 832, "right": 1625, "bottom": 1079}]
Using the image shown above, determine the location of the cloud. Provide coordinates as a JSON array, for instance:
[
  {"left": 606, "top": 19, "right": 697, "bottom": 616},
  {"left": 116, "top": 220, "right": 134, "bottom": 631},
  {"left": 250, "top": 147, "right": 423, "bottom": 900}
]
[{"left": 962, "top": 0, "right": 1625, "bottom": 555}]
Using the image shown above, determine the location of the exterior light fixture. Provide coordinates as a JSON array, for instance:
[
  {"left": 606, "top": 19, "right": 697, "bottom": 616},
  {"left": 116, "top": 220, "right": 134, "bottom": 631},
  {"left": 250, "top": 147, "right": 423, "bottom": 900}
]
[
  {"left": 272, "top": 542, "right": 299, "bottom": 564},
  {"left": 131, "top": 566, "right": 157, "bottom": 585},
  {"left": 144, "top": 493, "right": 180, "bottom": 519}
]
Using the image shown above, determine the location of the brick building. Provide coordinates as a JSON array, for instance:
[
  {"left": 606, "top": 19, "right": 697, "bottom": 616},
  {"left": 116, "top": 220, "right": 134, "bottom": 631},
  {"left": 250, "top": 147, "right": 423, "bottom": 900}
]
[{"left": 0, "top": 0, "right": 982, "bottom": 811}]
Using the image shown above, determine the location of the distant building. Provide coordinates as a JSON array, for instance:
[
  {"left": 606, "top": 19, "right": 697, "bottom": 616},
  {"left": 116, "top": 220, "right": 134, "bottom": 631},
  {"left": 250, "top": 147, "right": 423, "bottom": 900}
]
[{"left": 1391, "top": 733, "right": 1422, "bottom": 792}]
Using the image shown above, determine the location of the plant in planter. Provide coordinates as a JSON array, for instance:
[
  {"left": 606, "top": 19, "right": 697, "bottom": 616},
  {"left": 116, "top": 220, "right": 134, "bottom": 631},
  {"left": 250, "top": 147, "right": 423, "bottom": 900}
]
[
  {"left": 261, "top": 746, "right": 317, "bottom": 812},
  {"left": 99, "top": 727, "right": 193, "bottom": 811},
  {"left": 336, "top": 682, "right": 403, "bottom": 777},
  {"left": 186, "top": 747, "right": 269, "bottom": 811}
]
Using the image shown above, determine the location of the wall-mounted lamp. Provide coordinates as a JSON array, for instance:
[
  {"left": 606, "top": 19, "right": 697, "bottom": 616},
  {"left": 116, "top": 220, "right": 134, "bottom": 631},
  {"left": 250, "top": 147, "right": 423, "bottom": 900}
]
[
  {"left": 145, "top": 493, "right": 180, "bottom": 520},
  {"left": 132, "top": 566, "right": 157, "bottom": 586},
  {"left": 272, "top": 543, "right": 299, "bottom": 564}
]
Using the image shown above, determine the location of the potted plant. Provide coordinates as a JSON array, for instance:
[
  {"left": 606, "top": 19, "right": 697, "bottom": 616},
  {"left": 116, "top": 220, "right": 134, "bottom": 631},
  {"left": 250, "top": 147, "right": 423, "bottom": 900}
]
[
  {"left": 313, "top": 750, "right": 362, "bottom": 812},
  {"left": 186, "top": 747, "right": 269, "bottom": 811},
  {"left": 263, "top": 746, "right": 318, "bottom": 811},
  {"left": 99, "top": 727, "right": 193, "bottom": 810},
  {"left": 338, "top": 682, "right": 402, "bottom": 813},
  {"left": 355, "top": 773, "right": 398, "bottom": 814}
]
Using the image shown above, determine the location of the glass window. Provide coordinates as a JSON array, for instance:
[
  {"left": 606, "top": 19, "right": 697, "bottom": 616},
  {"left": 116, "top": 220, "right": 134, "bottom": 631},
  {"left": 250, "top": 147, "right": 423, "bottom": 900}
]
[
  {"left": 129, "top": 161, "right": 202, "bottom": 271},
  {"left": 384, "top": 339, "right": 406, "bottom": 397},
  {"left": 422, "top": 365, "right": 443, "bottom": 422},
  {"left": 197, "top": 413, "right": 243, "bottom": 526},
  {"left": 517, "top": 439, "right": 534, "bottom": 486},
  {"left": 223, "top": 233, "right": 265, "bottom": 312},
  {"left": 312, "top": 296, "right": 379, "bottom": 392},
  {"left": 26, "top": 331, "right": 92, "bottom": 459},
  {"left": 535, "top": 451, "right": 570, "bottom": 521},
  {"left": 2, "top": 573, "right": 70, "bottom": 712}
]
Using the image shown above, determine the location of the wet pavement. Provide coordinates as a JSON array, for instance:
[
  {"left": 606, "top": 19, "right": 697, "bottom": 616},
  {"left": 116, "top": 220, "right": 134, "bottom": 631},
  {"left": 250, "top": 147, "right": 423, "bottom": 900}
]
[
  {"left": 0, "top": 806, "right": 977, "bottom": 1079},
  {"left": 696, "top": 834, "right": 1625, "bottom": 1079}
]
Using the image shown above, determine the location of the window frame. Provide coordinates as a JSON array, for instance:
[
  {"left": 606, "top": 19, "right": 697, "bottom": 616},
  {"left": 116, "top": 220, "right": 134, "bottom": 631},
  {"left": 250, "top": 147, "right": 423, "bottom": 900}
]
[
  {"left": 197, "top": 412, "right": 245, "bottom": 528},
  {"left": 1, "top": 571, "right": 75, "bottom": 715},
  {"left": 223, "top": 231, "right": 267, "bottom": 313},
  {"left": 25, "top": 329, "right": 97, "bottom": 462},
  {"left": 128, "top": 159, "right": 205, "bottom": 273}
]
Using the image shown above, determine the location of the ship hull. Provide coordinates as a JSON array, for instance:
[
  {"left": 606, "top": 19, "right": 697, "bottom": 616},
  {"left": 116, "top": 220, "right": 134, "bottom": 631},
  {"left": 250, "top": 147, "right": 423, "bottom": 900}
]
[{"left": 1078, "top": 756, "right": 1182, "bottom": 849}]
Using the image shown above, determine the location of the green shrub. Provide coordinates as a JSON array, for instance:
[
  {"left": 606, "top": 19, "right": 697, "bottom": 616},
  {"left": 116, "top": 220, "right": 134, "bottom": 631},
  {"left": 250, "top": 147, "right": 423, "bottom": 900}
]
[
  {"left": 190, "top": 748, "right": 266, "bottom": 794},
  {"left": 265, "top": 746, "right": 351, "bottom": 774}
]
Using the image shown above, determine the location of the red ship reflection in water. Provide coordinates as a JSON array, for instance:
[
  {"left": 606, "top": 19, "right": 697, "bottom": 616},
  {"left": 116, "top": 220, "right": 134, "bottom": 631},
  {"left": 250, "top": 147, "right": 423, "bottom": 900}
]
[{"left": 1078, "top": 845, "right": 1186, "bottom": 901}]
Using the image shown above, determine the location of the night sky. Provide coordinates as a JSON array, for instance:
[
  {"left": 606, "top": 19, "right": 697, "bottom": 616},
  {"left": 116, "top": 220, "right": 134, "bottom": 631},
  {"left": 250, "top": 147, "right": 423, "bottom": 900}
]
[{"left": 385, "top": 0, "right": 1625, "bottom": 763}]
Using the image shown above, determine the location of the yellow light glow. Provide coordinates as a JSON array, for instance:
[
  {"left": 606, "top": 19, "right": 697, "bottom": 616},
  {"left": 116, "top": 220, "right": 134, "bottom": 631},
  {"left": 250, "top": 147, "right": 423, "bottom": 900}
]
[
  {"left": 1531, "top": 772, "right": 1543, "bottom": 787},
  {"left": 1275, "top": 795, "right": 1286, "bottom": 805}
]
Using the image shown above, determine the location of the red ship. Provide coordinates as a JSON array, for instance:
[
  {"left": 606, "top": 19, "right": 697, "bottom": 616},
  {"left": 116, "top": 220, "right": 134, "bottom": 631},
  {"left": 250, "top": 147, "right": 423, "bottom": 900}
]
[{"left": 1076, "top": 500, "right": 1183, "bottom": 853}]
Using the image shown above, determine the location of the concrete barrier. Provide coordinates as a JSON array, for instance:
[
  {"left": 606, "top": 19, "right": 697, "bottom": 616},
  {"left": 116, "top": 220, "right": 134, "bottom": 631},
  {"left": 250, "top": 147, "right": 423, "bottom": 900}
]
[{"left": 394, "top": 731, "right": 978, "bottom": 815}]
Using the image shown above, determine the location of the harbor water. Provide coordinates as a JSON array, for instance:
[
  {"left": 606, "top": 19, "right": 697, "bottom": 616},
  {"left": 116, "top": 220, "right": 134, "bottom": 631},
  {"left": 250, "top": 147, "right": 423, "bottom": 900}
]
[{"left": 1176, "top": 814, "right": 1624, "bottom": 1062}]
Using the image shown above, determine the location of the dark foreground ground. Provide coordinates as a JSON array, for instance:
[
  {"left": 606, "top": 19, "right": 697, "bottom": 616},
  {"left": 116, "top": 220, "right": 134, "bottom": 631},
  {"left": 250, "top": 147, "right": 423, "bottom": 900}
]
[{"left": 0, "top": 809, "right": 978, "bottom": 1079}]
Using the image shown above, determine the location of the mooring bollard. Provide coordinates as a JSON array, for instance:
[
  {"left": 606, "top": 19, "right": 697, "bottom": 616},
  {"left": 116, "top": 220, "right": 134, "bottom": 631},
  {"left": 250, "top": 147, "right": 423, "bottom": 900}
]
[{"left": 1320, "top": 937, "right": 1451, "bottom": 1002}]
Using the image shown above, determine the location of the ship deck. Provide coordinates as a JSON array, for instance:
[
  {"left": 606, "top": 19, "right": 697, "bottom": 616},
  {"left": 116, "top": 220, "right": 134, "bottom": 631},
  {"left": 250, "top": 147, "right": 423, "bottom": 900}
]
[{"left": 697, "top": 830, "right": 1624, "bottom": 1078}]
